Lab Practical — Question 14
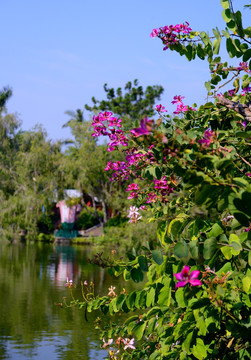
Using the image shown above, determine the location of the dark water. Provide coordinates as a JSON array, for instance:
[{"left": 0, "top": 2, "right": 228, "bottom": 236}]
[{"left": 0, "top": 241, "right": 132, "bottom": 360}]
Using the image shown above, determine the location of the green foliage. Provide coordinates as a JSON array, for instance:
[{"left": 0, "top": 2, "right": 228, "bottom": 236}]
[
  {"left": 76, "top": 207, "right": 103, "bottom": 230},
  {"left": 66, "top": 2, "right": 251, "bottom": 359},
  {"left": 85, "top": 79, "right": 164, "bottom": 129}
]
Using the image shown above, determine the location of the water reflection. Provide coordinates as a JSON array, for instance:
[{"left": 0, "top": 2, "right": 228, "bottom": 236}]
[{"left": 0, "top": 242, "right": 129, "bottom": 360}]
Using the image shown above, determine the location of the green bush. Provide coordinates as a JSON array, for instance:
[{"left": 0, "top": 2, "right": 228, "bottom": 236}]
[{"left": 76, "top": 207, "right": 103, "bottom": 230}]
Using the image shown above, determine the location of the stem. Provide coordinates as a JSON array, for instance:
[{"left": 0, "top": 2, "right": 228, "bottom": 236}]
[{"left": 214, "top": 71, "right": 240, "bottom": 94}]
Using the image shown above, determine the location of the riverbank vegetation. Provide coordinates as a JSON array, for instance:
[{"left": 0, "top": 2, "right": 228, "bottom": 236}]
[{"left": 0, "top": 81, "right": 162, "bottom": 242}]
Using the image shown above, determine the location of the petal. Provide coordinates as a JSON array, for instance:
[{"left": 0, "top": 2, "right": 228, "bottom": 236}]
[
  {"left": 189, "top": 270, "right": 200, "bottom": 280},
  {"left": 189, "top": 279, "right": 202, "bottom": 287},
  {"left": 174, "top": 272, "right": 184, "bottom": 281},
  {"left": 175, "top": 280, "right": 188, "bottom": 289},
  {"left": 181, "top": 266, "right": 190, "bottom": 276}
]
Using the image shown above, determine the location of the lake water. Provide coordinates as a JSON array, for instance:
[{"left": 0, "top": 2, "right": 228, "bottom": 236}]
[{"left": 0, "top": 241, "right": 133, "bottom": 360}]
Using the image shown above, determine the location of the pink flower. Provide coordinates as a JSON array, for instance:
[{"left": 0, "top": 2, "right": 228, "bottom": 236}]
[
  {"left": 241, "top": 86, "right": 251, "bottom": 96},
  {"left": 198, "top": 129, "right": 215, "bottom": 146},
  {"left": 131, "top": 117, "right": 153, "bottom": 137},
  {"left": 150, "top": 28, "right": 159, "bottom": 37},
  {"left": 174, "top": 266, "right": 202, "bottom": 290},
  {"left": 103, "top": 338, "right": 113, "bottom": 348},
  {"left": 146, "top": 192, "right": 157, "bottom": 203},
  {"left": 171, "top": 95, "right": 184, "bottom": 105},
  {"left": 108, "top": 286, "right": 116, "bottom": 297},
  {"left": 156, "top": 104, "right": 167, "bottom": 113},
  {"left": 123, "top": 338, "right": 136, "bottom": 350},
  {"left": 127, "top": 191, "right": 138, "bottom": 200},
  {"left": 228, "top": 89, "right": 235, "bottom": 97},
  {"left": 127, "top": 206, "right": 142, "bottom": 223},
  {"left": 64, "top": 278, "right": 73, "bottom": 287},
  {"left": 126, "top": 183, "right": 139, "bottom": 191}
]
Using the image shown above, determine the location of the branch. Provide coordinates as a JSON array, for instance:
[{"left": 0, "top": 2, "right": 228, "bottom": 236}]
[{"left": 216, "top": 96, "right": 251, "bottom": 122}]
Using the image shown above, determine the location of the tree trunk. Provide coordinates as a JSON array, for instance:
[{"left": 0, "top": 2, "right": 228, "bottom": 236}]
[{"left": 101, "top": 200, "right": 109, "bottom": 224}]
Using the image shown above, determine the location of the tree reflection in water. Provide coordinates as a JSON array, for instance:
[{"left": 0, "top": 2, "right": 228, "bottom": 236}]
[{"left": 0, "top": 242, "right": 132, "bottom": 360}]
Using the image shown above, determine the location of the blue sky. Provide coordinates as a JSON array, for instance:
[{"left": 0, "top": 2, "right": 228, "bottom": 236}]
[{"left": 1, "top": 0, "right": 249, "bottom": 141}]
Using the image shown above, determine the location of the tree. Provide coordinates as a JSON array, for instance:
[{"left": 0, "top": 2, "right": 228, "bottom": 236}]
[
  {"left": 0, "top": 86, "right": 12, "bottom": 110},
  {"left": 62, "top": 118, "right": 128, "bottom": 223},
  {"left": 85, "top": 79, "right": 164, "bottom": 129},
  {"left": 62, "top": 108, "right": 85, "bottom": 128},
  {"left": 70, "top": 2, "right": 251, "bottom": 359},
  {"left": 0, "top": 121, "right": 64, "bottom": 239}
]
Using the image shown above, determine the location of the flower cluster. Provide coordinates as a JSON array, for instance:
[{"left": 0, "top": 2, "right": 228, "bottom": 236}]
[
  {"left": 154, "top": 176, "right": 174, "bottom": 195},
  {"left": 102, "top": 337, "right": 136, "bottom": 359},
  {"left": 150, "top": 22, "right": 192, "bottom": 50},
  {"left": 127, "top": 206, "right": 142, "bottom": 223},
  {"left": 105, "top": 146, "right": 155, "bottom": 182},
  {"left": 198, "top": 129, "right": 215, "bottom": 147},
  {"left": 237, "top": 62, "right": 251, "bottom": 73},
  {"left": 130, "top": 117, "right": 154, "bottom": 137},
  {"left": 91, "top": 111, "right": 128, "bottom": 151},
  {"left": 155, "top": 104, "right": 167, "bottom": 113},
  {"left": 172, "top": 95, "right": 196, "bottom": 114}
]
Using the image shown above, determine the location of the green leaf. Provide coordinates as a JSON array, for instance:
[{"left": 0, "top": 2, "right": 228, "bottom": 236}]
[
  {"left": 208, "top": 223, "right": 224, "bottom": 238},
  {"left": 222, "top": 8, "right": 233, "bottom": 23},
  {"left": 126, "top": 291, "right": 136, "bottom": 310},
  {"left": 192, "top": 338, "right": 207, "bottom": 359},
  {"left": 135, "top": 290, "right": 146, "bottom": 309},
  {"left": 190, "top": 298, "right": 211, "bottom": 310},
  {"left": 221, "top": 0, "right": 230, "bottom": 9},
  {"left": 175, "top": 287, "right": 188, "bottom": 308},
  {"left": 235, "top": 11, "right": 244, "bottom": 37},
  {"left": 226, "top": 38, "right": 236, "bottom": 58},
  {"left": 174, "top": 242, "right": 189, "bottom": 258},
  {"left": 152, "top": 250, "right": 164, "bottom": 265},
  {"left": 158, "top": 277, "right": 171, "bottom": 306},
  {"left": 189, "top": 240, "right": 199, "bottom": 259},
  {"left": 124, "top": 315, "right": 139, "bottom": 326},
  {"left": 146, "top": 307, "right": 162, "bottom": 319},
  {"left": 221, "top": 245, "right": 232, "bottom": 259},
  {"left": 213, "top": 38, "right": 221, "bottom": 54},
  {"left": 131, "top": 268, "right": 144, "bottom": 283},
  {"left": 229, "top": 234, "right": 242, "bottom": 255},
  {"left": 157, "top": 221, "right": 167, "bottom": 243},
  {"left": 182, "top": 331, "right": 194, "bottom": 355},
  {"left": 242, "top": 277, "right": 251, "bottom": 293},
  {"left": 243, "top": 49, "right": 251, "bottom": 62},
  {"left": 217, "top": 285, "right": 225, "bottom": 297},
  {"left": 244, "top": 26, "right": 251, "bottom": 37},
  {"left": 134, "top": 321, "right": 147, "bottom": 340},
  {"left": 115, "top": 294, "right": 125, "bottom": 311},
  {"left": 138, "top": 255, "right": 148, "bottom": 272},
  {"left": 197, "top": 43, "right": 205, "bottom": 60},
  {"left": 205, "top": 81, "right": 211, "bottom": 92},
  {"left": 203, "top": 237, "right": 217, "bottom": 260},
  {"left": 146, "top": 287, "right": 156, "bottom": 307},
  {"left": 196, "top": 316, "right": 207, "bottom": 336},
  {"left": 123, "top": 268, "right": 131, "bottom": 281},
  {"left": 216, "top": 262, "right": 232, "bottom": 276}
]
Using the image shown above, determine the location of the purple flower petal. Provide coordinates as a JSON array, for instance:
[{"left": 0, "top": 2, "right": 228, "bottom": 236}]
[
  {"left": 181, "top": 266, "right": 190, "bottom": 276},
  {"left": 174, "top": 272, "right": 184, "bottom": 281},
  {"left": 189, "top": 270, "right": 200, "bottom": 280},
  {"left": 189, "top": 279, "right": 202, "bottom": 286},
  {"left": 175, "top": 280, "right": 188, "bottom": 289}
]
